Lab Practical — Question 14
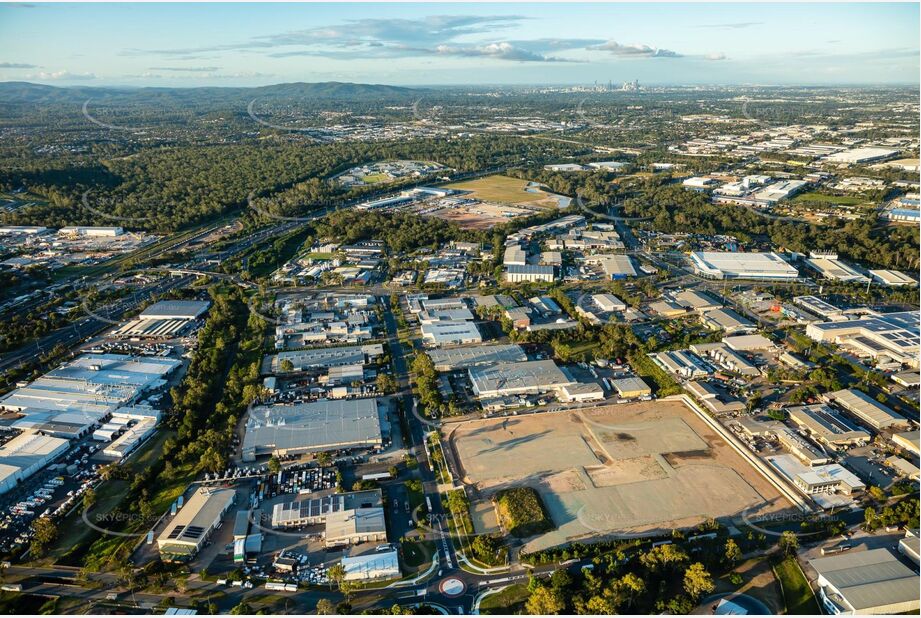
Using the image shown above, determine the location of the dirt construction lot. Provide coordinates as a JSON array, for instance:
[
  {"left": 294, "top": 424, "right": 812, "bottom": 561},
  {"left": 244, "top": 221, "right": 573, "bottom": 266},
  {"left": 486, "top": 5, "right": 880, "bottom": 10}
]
[{"left": 450, "top": 400, "right": 792, "bottom": 552}]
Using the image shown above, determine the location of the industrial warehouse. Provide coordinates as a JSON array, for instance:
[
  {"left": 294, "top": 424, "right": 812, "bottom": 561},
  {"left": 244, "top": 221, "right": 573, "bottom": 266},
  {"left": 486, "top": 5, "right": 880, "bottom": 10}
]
[
  {"left": 689, "top": 251, "right": 800, "bottom": 280},
  {"left": 467, "top": 359, "right": 574, "bottom": 399},
  {"left": 809, "top": 548, "right": 921, "bottom": 614},
  {"left": 420, "top": 320, "right": 482, "bottom": 346},
  {"left": 112, "top": 299, "right": 211, "bottom": 339},
  {"left": 157, "top": 486, "right": 236, "bottom": 560},
  {"left": 427, "top": 344, "right": 527, "bottom": 371},
  {"left": 805, "top": 311, "right": 920, "bottom": 369},
  {"left": 787, "top": 404, "right": 871, "bottom": 449},
  {"left": 270, "top": 490, "right": 382, "bottom": 527},
  {"left": 241, "top": 399, "right": 388, "bottom": 462},
  {"left": 0, "top": 353, "right": 181, "bottom": 439},
  {"left": 271, "top": 489, "right": 386, "bottom": 547},
  {"left": 823, "top": 388, "right": 911, "bottom": 431},
  {"left": 266, "top": 343, "right": 384, "bottom": 373},
  {"left": 0, "top": 431, "right": 70, "bottom": 495}
]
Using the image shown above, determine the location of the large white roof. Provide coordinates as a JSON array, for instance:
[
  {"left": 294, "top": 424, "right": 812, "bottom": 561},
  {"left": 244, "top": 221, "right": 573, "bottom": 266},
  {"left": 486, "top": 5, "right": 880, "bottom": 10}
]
[{"left": 690, "top": 251, "right": 799, "bottom": 279}]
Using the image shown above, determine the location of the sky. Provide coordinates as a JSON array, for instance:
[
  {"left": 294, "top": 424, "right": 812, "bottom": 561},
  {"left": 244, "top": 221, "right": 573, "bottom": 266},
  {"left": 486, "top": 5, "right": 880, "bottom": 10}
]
[{"left": 0, "top": 2, "right": 918, "bottom": 87}]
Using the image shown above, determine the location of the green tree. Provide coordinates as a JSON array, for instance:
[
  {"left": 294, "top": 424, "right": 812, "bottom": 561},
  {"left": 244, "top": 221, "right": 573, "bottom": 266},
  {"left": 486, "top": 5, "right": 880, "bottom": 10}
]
[
  {"left": 376, "top": 373, "right": 398, "bottom": 395},
  {"left": 525, "top": 585, "right": 565, "bottom": 615},
  {"left": 279, "top": 358, "right": 294, "bottom": 372},
  {"left": 30, "top": 517, "right": 58, "bottom": 557},
  {"left": 724, "top": 538, "right": 742, "bottom": 566},
  {"left": 328, "top": 563, "right": 354, "bottom": 600},
  {"left": 639, "top": 543, "right": 688, "bottom": 573},
  {"left": 82, "top": 487, "right": 97, "bottom": 512},
  {"left": 581, "top": 595, "right": 615, "bottom": 614},
  {"left": 267, "top": 456, "right": 281, "bottom": 474},
  {"left": 616, "top": 573, "right": 646, "bottom": 608},
  {"left": 683, "top": 562, "right": 715, "bottom": 600},
  {"left": 549, "top": 568, "right": 572, "bottom": 591},
  {"left": 315, "top": 599, "right": 336, "bottom": 615},
  {"left": 779, "top": 530, "right": 800, "bottom": 556}
]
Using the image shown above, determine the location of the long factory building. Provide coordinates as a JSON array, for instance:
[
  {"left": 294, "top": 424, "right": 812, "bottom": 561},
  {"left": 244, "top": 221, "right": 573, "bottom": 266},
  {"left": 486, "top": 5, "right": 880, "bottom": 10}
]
[
  {"left": 805, "top": 311, "right": 919, "bottom": 369},
  {"left": 0, "top": 353, "right": 180, "bottom": 439},
  {"left": 468, "top": 360, "right": 574, "bottom": 399},
  {"left": 787, "top": 404, "right": 871, "bottom": 449},
  {"left": 241, "top": 399, "right": 387, "bottom": 462},
  {"left": 689, "top": 251, "right": 799, "bottom": 281},
  {"left": 158, "top": 487, "right": 236, "bottom": 560},
  {"left": 823, "top": 388, "right": 911, "bottom": 431}
]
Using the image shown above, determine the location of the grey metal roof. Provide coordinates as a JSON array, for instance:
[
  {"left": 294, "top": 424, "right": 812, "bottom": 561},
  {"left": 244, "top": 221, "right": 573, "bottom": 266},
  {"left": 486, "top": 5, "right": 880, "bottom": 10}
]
[
  {"left": 826, "top": 388, "right": 907, "bottom": 429},
  {"left": 428, "top": 344, "right": 526, "bottom": 370},
  {"left": 243, "top": 399, "right": 384, "bottom": 456},
  {"left": 140, "top": 300, "right": 210, "bottom": 320},
  {"left": 810, "top": 549, "right": 920, "bottom": 612},
  {"left": 468, "top": 360, "right": 572, "bottom": 397}
]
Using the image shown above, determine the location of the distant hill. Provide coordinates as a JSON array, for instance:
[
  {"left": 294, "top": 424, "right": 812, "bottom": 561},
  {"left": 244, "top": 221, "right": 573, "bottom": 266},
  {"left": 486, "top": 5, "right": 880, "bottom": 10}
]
[{"left": 0, "top": 81, "right": 425, "bottom": 104}]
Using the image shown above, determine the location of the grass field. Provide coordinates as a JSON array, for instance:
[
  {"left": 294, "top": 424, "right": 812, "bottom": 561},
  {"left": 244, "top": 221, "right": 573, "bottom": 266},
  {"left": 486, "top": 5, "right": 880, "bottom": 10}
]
[
  {"left": 49, "top": 429, "right": 195, "bottom": 567},
  {"left": 446, "top": 175, "right": 550, "bottom": 205},
  {"left": 479, "top": 583, "right": 530, "bottom": 614},
  {"left": 401, "top": 540, "right": 435, "bottom": 569},
  {"left": 773, "top": 557, "right": 820, "bottom": 615},
  {"left": 360, "top": 172, "right": 391, "bottom": 184},
  {"left": 0, "top": 191, "right": 49, "bottom": 212},
  {"left": 793, "top": 192, "right": 867, "bottom": 206}
]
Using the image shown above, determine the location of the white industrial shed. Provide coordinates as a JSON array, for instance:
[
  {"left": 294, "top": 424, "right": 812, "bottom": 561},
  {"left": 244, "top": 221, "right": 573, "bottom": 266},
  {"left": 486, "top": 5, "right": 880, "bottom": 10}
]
[{"left": 0, "top": 431, "right": 70, "bottom": 495}]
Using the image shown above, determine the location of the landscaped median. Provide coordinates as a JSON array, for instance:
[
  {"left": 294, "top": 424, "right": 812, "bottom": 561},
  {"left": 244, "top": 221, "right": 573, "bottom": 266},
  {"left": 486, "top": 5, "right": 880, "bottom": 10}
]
[{"left": 772, "top": 557, "right": 820, "bottom": 615}]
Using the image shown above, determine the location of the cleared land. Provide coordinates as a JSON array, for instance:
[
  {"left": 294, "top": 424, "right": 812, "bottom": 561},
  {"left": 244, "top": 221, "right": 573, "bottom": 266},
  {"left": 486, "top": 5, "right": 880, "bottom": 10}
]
[
  {"left": 451, "top": 400, "right": 791, "bottom": 552},
  {"left": 470, "top": 499, "right": 501, "bottom": 534},
  {"left": 446, "top": 174, "right": 565, "bottom": 207},
  {"left": 421, "top": 200, "right": 537, "bottom": 230}
]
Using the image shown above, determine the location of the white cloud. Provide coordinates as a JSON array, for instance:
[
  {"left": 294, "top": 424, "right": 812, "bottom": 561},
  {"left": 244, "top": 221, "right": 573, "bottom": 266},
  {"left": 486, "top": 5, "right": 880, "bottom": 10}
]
[
  {"left": 25, "top": 70, "right": 95, "bottom": 80},
  {"left": 148, "top": 66, "right": 221, "bottom": 72},
  {"left": 590, "top": 41, "right": 682, "bottom": 58}
]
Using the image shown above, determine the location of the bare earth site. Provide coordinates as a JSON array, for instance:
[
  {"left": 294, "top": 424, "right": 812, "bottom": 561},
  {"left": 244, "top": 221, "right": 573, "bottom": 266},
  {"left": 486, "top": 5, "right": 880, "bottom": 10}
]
[{"left": 450, "top": 399, "right": 792, "bottom": 552}]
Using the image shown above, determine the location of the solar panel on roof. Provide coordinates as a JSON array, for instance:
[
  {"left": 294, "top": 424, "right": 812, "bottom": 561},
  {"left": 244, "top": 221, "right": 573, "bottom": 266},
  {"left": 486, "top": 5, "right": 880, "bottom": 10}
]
[
  {"left": 166, "top": 526, "right": 183, "bottom": 539},
  {"left": 181, "top": 525, "right": 205, "bottom": 539}
]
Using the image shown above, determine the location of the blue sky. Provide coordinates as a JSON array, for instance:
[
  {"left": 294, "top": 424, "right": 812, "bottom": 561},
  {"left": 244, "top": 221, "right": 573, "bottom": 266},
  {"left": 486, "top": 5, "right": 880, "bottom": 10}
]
[{"left": 0, "top": 3, "right": 918, "bottom": 87}]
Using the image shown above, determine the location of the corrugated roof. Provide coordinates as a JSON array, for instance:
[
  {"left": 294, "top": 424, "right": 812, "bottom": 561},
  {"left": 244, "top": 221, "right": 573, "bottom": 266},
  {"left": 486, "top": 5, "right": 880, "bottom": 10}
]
[{"left": 810, "top": 549, "right": 919, "bottom": 612}]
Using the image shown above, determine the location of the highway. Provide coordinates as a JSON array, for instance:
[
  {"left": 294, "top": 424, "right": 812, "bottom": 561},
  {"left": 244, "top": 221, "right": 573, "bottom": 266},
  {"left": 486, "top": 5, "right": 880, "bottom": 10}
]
[{"left": 0, "top": 218, "right": 306, "bottom": 375}]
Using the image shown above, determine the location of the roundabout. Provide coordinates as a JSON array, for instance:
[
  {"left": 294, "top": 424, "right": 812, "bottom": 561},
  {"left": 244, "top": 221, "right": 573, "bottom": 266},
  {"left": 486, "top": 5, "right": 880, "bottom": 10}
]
[{"left": 438, "top": 577, "right": 466, "bottom": 598}]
